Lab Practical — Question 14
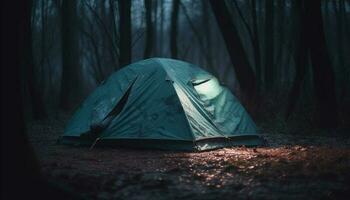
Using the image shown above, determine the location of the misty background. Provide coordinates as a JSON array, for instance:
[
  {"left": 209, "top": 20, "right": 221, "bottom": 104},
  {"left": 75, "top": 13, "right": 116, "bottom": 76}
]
[{"left": 25, "top": 0, "right": 350, "bottom": 132}]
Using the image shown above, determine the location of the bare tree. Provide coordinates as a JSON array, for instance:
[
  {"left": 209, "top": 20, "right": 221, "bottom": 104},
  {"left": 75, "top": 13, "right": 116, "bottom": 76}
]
[
  {"left": 306, "top": 0, "right": 338, "bottom": 128},
  {"left": 251, "top": 0, "right": 262, "bottom": 87},
  {"left": 2, "top": 0, "right": 77, "bottom": 198},
  {"left": 144, "top": 0, "right": 154, "bottom": 58},
  {"left": 275, "top": 0, "right": 286, "bottom": 84},
  {"left": 287, "top": 0, "right": 338, "bottom": 129},
  {"left": 332, "top": 0, "right": 345, "bottom": 71},
  {"left": 24, "top": 0, "right": 48, "bottom": 119},
  {"left": 159, "top": 0, "right": 165, "bottom": 55},
  {"left": 60, "top": 0, "right": 81, "bottom": 110},
  {"left": 119, "top": 0, "right": 132, "bottom": 66},
  {"left": 170, "top": 0, "right": 180, "bottom": 59},
  {"left": 209, "top": 0, "right": 257, "bottom": 110},
  {"left": 286, "top": 0, "right": 307, "bottom": 120},
  {"left": 264, "top": 0, "right": 275, "bottom": 90}
]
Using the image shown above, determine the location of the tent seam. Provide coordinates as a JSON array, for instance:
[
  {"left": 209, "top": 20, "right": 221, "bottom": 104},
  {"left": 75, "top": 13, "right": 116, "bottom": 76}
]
[{"left": 154, "top": 58, "right": 198, "bottom": 147}]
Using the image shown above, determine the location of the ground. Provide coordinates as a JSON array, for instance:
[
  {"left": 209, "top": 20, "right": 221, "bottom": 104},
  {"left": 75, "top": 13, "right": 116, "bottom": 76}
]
[{"left": 28, "top": 115, "right": 350, "bottom": 200}]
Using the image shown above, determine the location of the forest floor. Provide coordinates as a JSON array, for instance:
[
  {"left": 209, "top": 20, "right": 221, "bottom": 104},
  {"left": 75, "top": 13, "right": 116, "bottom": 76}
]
[{"left": 27, "top": 115, "right": 350, "bottom": 200}]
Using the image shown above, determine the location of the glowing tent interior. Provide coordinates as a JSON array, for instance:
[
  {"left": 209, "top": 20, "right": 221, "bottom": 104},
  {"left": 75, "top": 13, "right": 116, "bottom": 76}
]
[{"left": 60, "top": 58, "right": 263, "bottom": 151}]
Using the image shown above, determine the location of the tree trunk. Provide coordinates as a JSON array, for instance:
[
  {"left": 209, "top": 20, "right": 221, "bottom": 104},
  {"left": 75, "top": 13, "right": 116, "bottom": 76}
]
[
  {"left": 339, "top": 0, "right": 349, "bottom": 100},
  {"left": 251, "top": 0, "right": 262, "bottom": 89},
  {"left": 3, "top": 8, "right": 41, "bottom": 192},
  {"left": 332, "top": 0, "right": 347, "bottom": 101},
  {"left": 25, "top": 0, "right": 47, "bottom": 119},
  {"left": 286, "top": 0, "right": 307, "bottom": 120},
  {"left": 332, "top": 0, "right": 344, "bottom": 70},
  {"left": 304, "top": 0, "right": 338, "bottom": 128},
  {"left": 119, "top": 0, "right": 132, "bottom": 66},
  {"left": 109, "top": 0, "right": 119, "bottom": 67},
  {"left": 152, "top": 0, "right": 158, "bottom": 56},
  {"left": 209, "top": 0, "right": 257, "bottom": 110},
  {"left": 202, "top": 0, "right": 215, "bottom": 74},
  {"left": 159, "top": 0, "right": 164, "bottom": 55},
  {"left": 344, "top": 0, "right": 350, "bottom": 36},
  {"left": 287, "top": 0, "right": 338, "bottom": 128},
  {"left": 275, "top": 0, "right": 286, "bottom": 85},
  {"left": 2, "top": 0, "right": 77, "bottom": 198},
  {"left": 60, "top": 0, "right": 81, "bottom": 110},
  {"left": 264, "top": 0, "right": 274, "bottom": 90},
  {"left": 144, "top": 0, "right": 154, "bottom": 58},
  {"left": 170, "top": 0, "right": 180, "bottom": 59}
]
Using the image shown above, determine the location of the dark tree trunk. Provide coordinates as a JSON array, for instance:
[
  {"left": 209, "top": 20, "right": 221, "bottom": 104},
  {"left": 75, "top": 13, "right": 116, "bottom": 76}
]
[
  {"left": 251, "top": 0, "right": 262, "bottom": 88},
  {"left": 286, "top": 0, "right": 307, "bottom": 120},
  {"left": 24, "top": 0, "right": 47, "bottom": 119},
  {"left": 144, "top": 0, "right": 154, "bottom": 58},
  {"left": 119, "top": 0, "right": 132, "bottom": 66},
  {"left": 264, "top": 0, "right": 274, "bottom": 90},
  {"left": 304, "top": 0, "right": 338, "bottom": 128},
  {"left": 332, "top": 0, "right": 347, "bottom": 101},
  {"left": 2, "top": 0, "right": 77, "bottom": 198},
  {"left": 202, "top": 0, "right": 214, "bottom": 72},
  {"left": 170, "top": 0, "right": 180, "bottom": 59},
  {"left": 287, "top": 0, "right": 338, "bottom": 129},
  {"left": 339, "top": 0, "right": 349, "bottom": 100},
  {"left": 108, "top": 0, "right": 119, "bottom": 67},
  {"left": 332, "top": 0, "right": 344, "bottom": 70},
  {"left": 209, "top": 0, "right": 257, "bottom": 110},
  {"left": 60, "top": 0, "right": 81, "bottom": 110},
  {"left": 40, "top": 0, "right": 53, "bottom": 100},
  {"left": 4, "top": 0, "right": 41, "bottom": 193},
  {"left": 152, "top": 0, "right": 158, "bottom": 55},
  {"left": 344, "top": 0, "right": 350, "bottom": 36},
  {"left": 159, "top": 0, "right": 164, "bottom": 55},
  {"left": 275, "top": 0, "right": 286, "bottom": 82}
]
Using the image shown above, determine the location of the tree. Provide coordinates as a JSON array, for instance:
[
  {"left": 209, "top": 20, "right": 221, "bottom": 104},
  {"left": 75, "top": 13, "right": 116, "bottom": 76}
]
[
  {"left": 332, "top": 0, "right": 345, "bottom": 71},
  {"left": 2, "top": 0, "right": 77, "bottom": 198},
  {"left": 275, "top": 0, "right": 286, "bottom": 83},
  {"left": 285, "top": 0, "right": 308, "bottom": 120},
  {"left": 209, "top": 0, "right": 257, "bottom": 110},
  {"left": 201, "top": 0, "right": 215, "bottom": 75},
  {"left": 332, "top": 0, "right": 348, "bottom": 101},
  {"left": 230, "top": 0, "right": 262, "bottom": 92},
  {"left": 170, "top": 0, "right": 180, "bottom": 59},
  {"left": 287, "top": 0, "right": 338, "bottom": 129},
  {"left": 305, "top": 0, "right": 338, "bottom": 128},
  {"left": 60, "top": 0, "right": 81, "bottom": 110},
  {"left": 152, "top": 0, "right": 158, "bottom": 55},
  {"left": 264, "top": 0, "right": 274, "bottom": 90},
  {"left": 251, "top": 0, "right": 262, "bottom": 87},
  {"left": 119, "top": 0, "right": 132, "bottom": 66},
  {"left": 24, "top": 0, "right": 47, "bottom": 119},
  {"left": 159, "top": 0, "right": 165, "bottom": 55},
  {"left": 144, "top": 0, "right": 154, "bottom": 58}
]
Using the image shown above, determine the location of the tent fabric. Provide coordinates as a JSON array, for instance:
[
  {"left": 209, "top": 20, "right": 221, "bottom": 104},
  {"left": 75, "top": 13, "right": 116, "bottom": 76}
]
[{"left": 61, "top": 58, "right": 263, "bottom": 151}]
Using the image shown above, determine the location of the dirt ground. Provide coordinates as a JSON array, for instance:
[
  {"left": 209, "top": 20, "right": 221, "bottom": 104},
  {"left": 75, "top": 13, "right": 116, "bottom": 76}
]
[{"left": 27, "top": 116, "right": 350, "bottom": 200}]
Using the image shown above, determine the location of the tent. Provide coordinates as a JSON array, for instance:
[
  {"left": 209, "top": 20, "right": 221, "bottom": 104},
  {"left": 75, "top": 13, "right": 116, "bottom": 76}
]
[{"left": 60, "top": 58, "right": 263, "bottom": 151}]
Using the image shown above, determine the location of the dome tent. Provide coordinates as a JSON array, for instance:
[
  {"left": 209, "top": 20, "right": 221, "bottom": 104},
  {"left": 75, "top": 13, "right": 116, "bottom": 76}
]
[{"left": 60, "top": 58, "right": 263, "bottom": 151}]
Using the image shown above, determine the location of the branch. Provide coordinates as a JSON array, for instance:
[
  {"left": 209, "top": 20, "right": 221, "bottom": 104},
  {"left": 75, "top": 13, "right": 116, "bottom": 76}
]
[
  {"left": 232, "top": 0, "right": 255, "bottom": 45},
  {"left": 83, "top": 0, "right": 119, "bottom": 58},
  {"left": 132, "top": 29, "right": 145, "bottom": 48},
  {"left": 179, "top": 1, "right": 211, "bottom": 63},
  {"left": 78, "top": 19, "right": 105, "bottom": 83}
]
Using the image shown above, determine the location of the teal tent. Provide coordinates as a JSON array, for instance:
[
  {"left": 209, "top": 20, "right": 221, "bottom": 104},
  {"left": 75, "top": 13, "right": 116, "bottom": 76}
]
[{"left": 61, "top": 58, "right": 263, "bottom": 151}]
